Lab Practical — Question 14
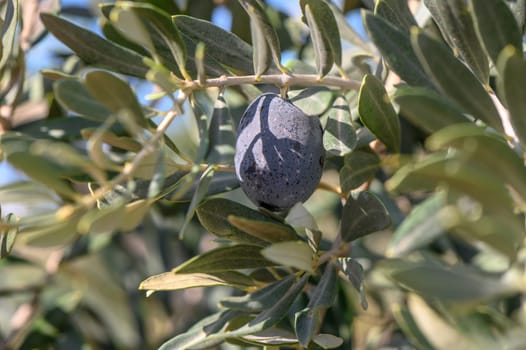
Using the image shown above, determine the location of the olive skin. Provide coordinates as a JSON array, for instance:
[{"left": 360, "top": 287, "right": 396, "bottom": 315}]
[{"left": 234, "top": 93, "right": 325, "bottom": 211}]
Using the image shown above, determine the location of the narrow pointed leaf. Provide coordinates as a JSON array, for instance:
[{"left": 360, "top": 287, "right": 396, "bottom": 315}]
[
  {"left": 85, "top": 70, "right": 146, "bottom": 127},
  {"left": 0, "top": 213, "right": 18, "bottom": 259},
  {"left": 426, "top": 123, "right": 526, "bottom": 203},
  {"left": 363, "top": 11, "right": 433, "bottom": 88},
  {"left": 424, "top": 0, "right": 489, "bottom": 83},
  {"left": 109, "top": 5, "right": 153, "bottom": 52},
  {"left": 173, "top": 15, "right": 254, "bottom": 74},
  {"left": 497, "top": 46, "right": 526, "bottom": 147},
  {"left": 227, "top": 215, "right": 298, "bottom": 243},
  {"left": 303, "top": 3, "right": 333, "bottom": 77},
  {"left": 196, "top": 198, "right": 285, "bottom": 244},
  {"left": 262, "top": 241, "right": 314, "bottom": 273},
  {"left": 337, "top": 258, "right": 368, "bottom": 309},
  {"left": 0, "top": 0, "right": 20, "bottom": 69},
  {"left": 295, "top": 308, "right": 320, "bottom": 347},
  {"left": 339, "top": 149, "right": 380, "bottom": 193},
  {"left": 54, "top": 78, "right": 111, "bottom": 121},
  {"left": 323, "top": 95, "right": 356, "bottom": 156},
  {"left": 411, "top": 29, "right": 503, "bottom": 132},
  {"left": 238, "top": 0, "right": 284, "bottom": 75},
  {"left": 40, "top": 13, "right": 149, "bottom": 78},
  {"left": 374, "top": 0, "right": 417, "bottom": 32},
  {"left": 206, "top": 92, "right": 236, "bottom": 164},
  {"left": 179, "top": 167, "right": 215, "bottom": 238},
  {"left": 387, "top": 192, "right": 450, "bottom": 257},
  {"left": 139, "top": 271, "right": 254, "bottom": 292},
  {"left": 468, "top": 0, "right": 522, "bottom": 67},
  {"left": 359, "top": 74, "right": 401, "bottom": 152},
  {"left": 173, "top": 244, "right": 275, "bottom": 274},
  {"left": 227, "top": 274, "right": 308, "bottom": 337},
  {"left": 300, "top": 0, "right": 342, "bottom": 76},
  {"left": 394, "top": 86, "right": 471, "bottom": 134},
  {"left": 220, "top": 274, "right": 297, "bottom": 311},
  {"left": 340, "top": 191, "right": 391, "bottom": 242}
]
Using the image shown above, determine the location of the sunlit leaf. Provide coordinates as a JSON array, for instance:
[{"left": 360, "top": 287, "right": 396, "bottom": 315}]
[
  {"left": 359, "top": 74, "right": 401, "bottom": 152},
  {"left": 323, "top": 94, "right": 356, "bottom": 156},
  {"left": 0, "top": 213, "right": 18, "bottom": 259},
  {"left": 375, "top": 0, "right": 417, "bottom": 32},
  {"left": 173, "top": 15, "right": 254, "bottom": 74},
  {"left": 411, "top": 28, "right": 502, "bottom": 132},
  {"left": 313, "top": 333, "right": 344, "bottom": 349},
  {"left": 497, "top": 46, "right": 526, "bottom": 147},
  {"left": 262, "top": 241, "right": 314, "bottom": 272},
  {"left": 238, "top": 0, "right": 285, "bottom": 75},
  {"left": 340, "top": 191, "right": 391, "bottom": 242},
  {"left": 220, "top": 274, "right": 297, "bottom": 311},
  {"left": 40, "top": 13, "right": 149, "bottom": 78},
  {"left": 289, "top": 86, "right": 334, "bottom": 116},
  {"left": 337, "top": 257, "right": 368, "bottom": 310},
  {"left": 424, "top": 0, "right": 489, "bottom": 83},
  {"left": 363, "top": 11, "right": 433, "bottom": 88},
  {"left": 139, "top": 271, "right": 254, "bottom": 292},
  {"left": 228, "top": 215, "right": 298, "bottom": 243},
  {"left": 339, "top": 148, "right": 380, "bottom": 193},
  {"left": 84, "top": 70, "right": 146, "bottom": 128},
  {"left": 468, "top": 0, "right": 523, "bottom": 67},
  {"left": 173, "top": 244, "right": 275, "bottom": 274},
  {"left": 0, "top": 0, "right": 20, "bottom": 70},
  {"left": 206, "top": 91, "right": 236, "bottom": 164},
  {"left": 394, "top": 86, "right": 471, "bottom": 134},
  {"left": 54, "top": 78, "right": 111, "bottom": 121}
]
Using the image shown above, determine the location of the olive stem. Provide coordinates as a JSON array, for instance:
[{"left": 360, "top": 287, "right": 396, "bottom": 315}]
[{"left": 185, "top": 73, "right": 362, "bottom": 91}]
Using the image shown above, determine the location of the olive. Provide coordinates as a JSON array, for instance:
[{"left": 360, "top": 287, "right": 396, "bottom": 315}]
[{"left": 234, "top": 93, "right": 325, "bottom": 211}]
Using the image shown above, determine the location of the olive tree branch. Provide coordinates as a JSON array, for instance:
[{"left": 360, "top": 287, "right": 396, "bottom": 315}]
[{"left": 184, "top": 73, "right": 362, "bottom": 91}]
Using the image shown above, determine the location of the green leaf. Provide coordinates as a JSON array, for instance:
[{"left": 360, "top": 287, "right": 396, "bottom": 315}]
[
  {"left": 327, "top": 1, "right": 372, "bottom": 52},
  {"left": 392, "top": 303, "right": 435, "bottom": 350},
  {"left": 468, "top": 0, "right": 523, "bottom": 67},
  {"left": 196, "top": 198, "right": 284, "bottom": 244},
  {"left": 337, "top": 258, "right": 368, "bottom": 310},
  {"left": 173, "top": 15, "right": 254, "bottom": 74},
  {"left": 313, "top": 334, "right": 344, "bottom": 349},
  {"left": 54, "top": 78, "right": 111, "bottom": 121},
  {"left": 179, "top": 167, "right": 215, "bottom": 239},
  {"left": 363, "top": 11, "right": 433, "bottom": 88},
  {"left": 387, "top": 192, "right": 450, "bottom": 257},
  {"left": 14, "top": 117, "right": 100, "bottom": 141},
  {"left": 238, "top": 0, "right": 285, "bottom": 75},
  {"left": 220, "top": 274, "right": 297, "bottom": 312},
  {"left": 295, "top": 265, "right": 338, "bottom": 346},
  {"left": 173, "top": 244, "right": 275, "bottom": 274},
  {"left": 289, "top": 87, "right": 334, "bottom": 116},
  {"left": 300, "top": 0, "right": 342, "bottom": 77},
  {"left": 380, "top": 259, "right": 518, "bottom": 302},
  {"left": 84, "top": 70, "right": 146, "bottom": 128},
  {"left": 497, "top": 46, "right": 526, "bottom": 147},
  {"left": 339, "top": 148, "right": 380, "bottom": 193},
  {"left": 40, "top": 13, "right": 149, "bottom": 78},
  {"left": 206, "top": 91, "right": 236, "bottom": 164},
  {"left": 340, "top": 191, "right": 391, "bottom": 242},
  {"left": 77, "top": 204, "right": 126, "bottom": 235},
  {"left": 0, "top": 213, "right": 18, "bottom": 259},
  {"left": 228, "top": 215, "right": 298, "bottom": 243},
  {"left": 424, "top": 0, "right": 489, "bottom": 83},
  {"left": 323, "top": 94, "right": 356, "bottom": 156},
  {"left": 261, "top": 241, "right": 314, "bottom": 273},
  {"left": 226, "top": 274, "right": 308, "bottom": 337},
  {"left": 426, "top": 123, "right": 526, "bottom": 204},
  {"left": 374, "top": 0, "right": 417, "bottom": 32},
  {"left": 358, "top": 74, "right": 401, "bottom": 152},
  {"left": 124, "top": 2, "right": 189, "bottom": 79},
  {"left": 109, "top": 4, "right": 154, "bottom": 53},
  {"left": 393, "top": 86, "right": 471, "bottom": 134},
  {"left": 0, "top": 0, "right": 20, "bottom": 70},
  {"left": 139, "top": 271, "right": 254, "bottom": 292},
  {"left": 411, "top": 28, "right": 503, "bottom": 132},
  {"left": 386, "top": 152, "right": 515, "bottom": 218},
  {"left": 7, "top": 152, "right": 78, "bottom": 200},
  {"left": 22, "top": 217, "right": 79, "bottom": 247}
]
